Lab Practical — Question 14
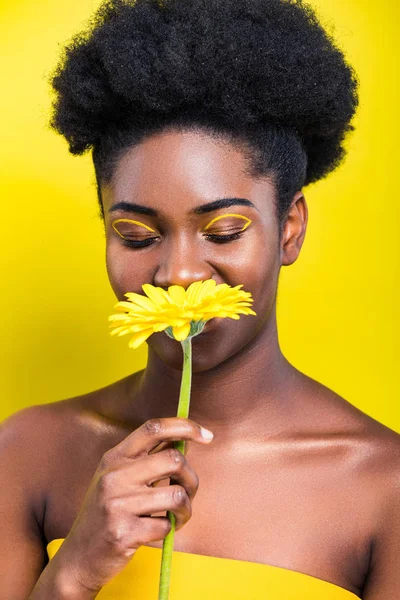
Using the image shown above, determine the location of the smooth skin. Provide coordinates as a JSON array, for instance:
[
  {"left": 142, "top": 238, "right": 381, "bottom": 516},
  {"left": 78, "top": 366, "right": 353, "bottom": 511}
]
[{"left": 1, "top": 129, "right": 399, "bottom": 599}]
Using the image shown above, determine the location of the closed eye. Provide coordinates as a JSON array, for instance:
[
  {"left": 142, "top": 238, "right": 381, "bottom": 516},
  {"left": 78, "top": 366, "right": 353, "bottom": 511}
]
[
  {"left": 120, "top": 230, "right": 245, "bottom": 249},
  {"left": 120, "top": 237, "right": 159, "bottom": 248},
  {"left": 203, "top": 231, "right": 244, "bottom": 243}
]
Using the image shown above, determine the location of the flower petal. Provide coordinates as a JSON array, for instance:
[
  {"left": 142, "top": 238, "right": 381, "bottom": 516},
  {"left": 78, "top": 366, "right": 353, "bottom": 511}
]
[
  {"left": 108, "top": 313, "right": 135, "bottom": 322},
  {"left": 152, "top": 322, "right": 170, "bottom": 332},
  {"left": 109, "top": 326, "right": 131, "bottom": 336},
  {"left": 142, "top": 284, "right": 169, "bottom": 306},
  {"left": 123, "top": 293, "right": 156, "bottom": 311},
  {"left": 171, "top": 322, "right": 191, "bottom": 341},
  {"left": 167, "top": 285, "right": 187, "bottom": 306},
  {"left": 112, "top": 301, "right": 145, "bottom": 313},
  {"left": 197, "top": 279, "right": 217, "bottom": 300},
  {"left": 128, "top": 328, "right": 155, "bottom": 349},
  {"left": 185, "top": 280, "right": 204, "bottom": 305}
]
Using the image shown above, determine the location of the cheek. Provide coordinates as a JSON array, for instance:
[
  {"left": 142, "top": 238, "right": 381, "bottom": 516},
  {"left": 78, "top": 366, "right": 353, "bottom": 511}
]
[
  {"left": 222, "top": 235, "right": 280, "bottom": 318},
  {"left": 106, "top": 243, "right": 151, "bottom": 300}
]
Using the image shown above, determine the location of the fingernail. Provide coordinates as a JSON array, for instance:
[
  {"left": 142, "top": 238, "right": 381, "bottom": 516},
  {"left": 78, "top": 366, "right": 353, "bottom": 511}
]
[{"left": 200, "top": 426, "right": 214, "bottom": 441}]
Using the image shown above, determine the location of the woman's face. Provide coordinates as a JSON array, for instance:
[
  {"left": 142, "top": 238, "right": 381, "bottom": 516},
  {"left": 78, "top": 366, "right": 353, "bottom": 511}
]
[{"left": 101, "top": 128, "right": 306, "bottom": 372}]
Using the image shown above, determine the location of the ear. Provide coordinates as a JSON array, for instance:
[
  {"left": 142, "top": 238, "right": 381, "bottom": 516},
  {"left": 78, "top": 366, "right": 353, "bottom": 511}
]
[{"left": 280, "top": 191, "right": 308, "bottom": 266}]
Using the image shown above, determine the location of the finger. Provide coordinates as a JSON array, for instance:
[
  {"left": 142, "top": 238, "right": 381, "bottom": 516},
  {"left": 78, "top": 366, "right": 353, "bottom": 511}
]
[
  {"left": 136, "top": 485, "right": 192, "bottom": 531},
  {"left": 118, "top": 448, "right": 199, "bottom": 501},
  {"left": 107, "top": 418, "right": 213, "bottom": 462},
  {"left": 149, "top": 440, "right": 190, "bottom": 458},
  {"left": 148, "top": 440, "right": 176, "bottom": 456},
  {"left": 135, "top": 516, "right": 172, "bottom": 545}
]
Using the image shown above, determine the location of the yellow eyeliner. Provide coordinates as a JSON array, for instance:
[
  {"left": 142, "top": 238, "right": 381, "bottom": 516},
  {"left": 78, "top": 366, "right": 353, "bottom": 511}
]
[
  {"left": 112, "top": 214, "right": 251, "bottom": 239},
  {"left": 111, "top": 218, "right": 156, "bottom": 239},
  {"left": 204, "top": 213, "right": 252, "bottom": 232}
]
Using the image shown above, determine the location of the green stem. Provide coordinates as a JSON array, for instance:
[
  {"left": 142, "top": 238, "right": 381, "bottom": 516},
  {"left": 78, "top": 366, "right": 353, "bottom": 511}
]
[{"left": 158, "top": 336, "right": 192, "bottom": 600}]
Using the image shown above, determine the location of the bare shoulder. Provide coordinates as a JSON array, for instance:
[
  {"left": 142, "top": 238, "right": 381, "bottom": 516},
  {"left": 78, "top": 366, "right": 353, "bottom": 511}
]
[
  {"left": 351, "top": 404, "right": 400, "bottom": 504},
  {"left": 0, "top": 401, "right": 75, "bottom": 507},
  {"left": 295, "top": 370, "right": 400, "bottom": 503},
  {"left": 1, "top": 404, "right": 61, "bottom": 524},
  {"left": 0, "top": 382, "right": 136, "bottom": 599},
  {"left": 329, "top": 395, "right": 400, "bottom": 596},
  {"left": 300, "top": 369, "right": 400, "bottom": 447},
  {"left": 0, "top": 374, "right": 136, "bottom": 481},
  {"left": 0, "top": 402, "right": 60, "bottom": 476}
]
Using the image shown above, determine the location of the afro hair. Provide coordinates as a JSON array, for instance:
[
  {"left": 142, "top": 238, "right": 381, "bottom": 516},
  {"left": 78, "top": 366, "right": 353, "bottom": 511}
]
[{"left": 49, "top": 0, "right": 359, "bottom": 224}]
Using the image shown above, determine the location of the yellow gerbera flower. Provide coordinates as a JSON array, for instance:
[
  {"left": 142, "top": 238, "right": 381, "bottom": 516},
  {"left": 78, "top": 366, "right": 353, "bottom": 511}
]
[
  {"left": 108, "top": 278, "right": 256, "bottom": 598},
  {"left": 108, "top": 279, "right": 256, "bottom": 349}
]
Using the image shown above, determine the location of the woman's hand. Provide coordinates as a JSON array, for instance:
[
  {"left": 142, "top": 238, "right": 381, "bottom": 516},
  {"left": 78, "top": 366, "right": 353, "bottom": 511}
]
[{"left": 52, "top": 417, "right": 214, "bottom": 595}]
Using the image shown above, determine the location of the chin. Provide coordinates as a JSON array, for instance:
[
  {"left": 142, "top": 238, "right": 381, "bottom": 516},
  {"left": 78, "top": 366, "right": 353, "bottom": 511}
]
[{"left": 147, "top": 324, "right": 250, "bottom": 373}]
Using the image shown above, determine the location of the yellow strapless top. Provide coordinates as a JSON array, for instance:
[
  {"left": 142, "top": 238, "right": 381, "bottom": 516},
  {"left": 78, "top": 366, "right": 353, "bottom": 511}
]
[{"left": 47, "top": 539, "right": 359, "bottom": 599}]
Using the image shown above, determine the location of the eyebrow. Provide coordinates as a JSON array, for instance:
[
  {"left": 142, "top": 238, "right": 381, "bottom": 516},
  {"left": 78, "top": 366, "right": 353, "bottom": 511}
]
[{"left": 108, "top": 197, "right": 258, "bottom": 217}]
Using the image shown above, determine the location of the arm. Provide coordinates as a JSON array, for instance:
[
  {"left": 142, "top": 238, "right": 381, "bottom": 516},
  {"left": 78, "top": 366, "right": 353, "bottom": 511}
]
[
  {"left": 0, "top": 406, "right": 97, "bottom": 600},
  {"left": 362, "top": 444, "right": 400, "bottom": 598},
  {"left": 29, "top": 557, "right": 99, "bottom": 600}
]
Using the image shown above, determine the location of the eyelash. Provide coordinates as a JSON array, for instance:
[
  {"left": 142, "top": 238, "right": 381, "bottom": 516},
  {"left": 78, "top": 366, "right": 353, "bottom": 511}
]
[{"left": 120, "top": 231, "right": 244, "bottom": 248}]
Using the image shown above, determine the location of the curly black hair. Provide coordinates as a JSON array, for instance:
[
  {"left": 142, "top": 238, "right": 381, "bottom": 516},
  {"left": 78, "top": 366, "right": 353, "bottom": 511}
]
[{"left": 49, "top": 0, "right": 359, "bottom": 228}]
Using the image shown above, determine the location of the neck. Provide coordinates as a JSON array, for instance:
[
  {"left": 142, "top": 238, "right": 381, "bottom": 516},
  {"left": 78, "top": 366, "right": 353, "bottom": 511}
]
[{"left": 128, "top": 308, "right": 300, "bottom": 441}]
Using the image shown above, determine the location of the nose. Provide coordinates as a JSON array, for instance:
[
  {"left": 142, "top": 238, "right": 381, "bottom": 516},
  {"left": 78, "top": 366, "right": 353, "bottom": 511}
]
[{"left": 152, "top": 235, "right": 215, "bottom": 290}]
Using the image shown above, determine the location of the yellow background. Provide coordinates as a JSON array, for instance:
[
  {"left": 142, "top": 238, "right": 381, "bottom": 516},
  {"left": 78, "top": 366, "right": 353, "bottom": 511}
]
[{"left": 0, "top": 1, "right": 398, "bottom": 430}]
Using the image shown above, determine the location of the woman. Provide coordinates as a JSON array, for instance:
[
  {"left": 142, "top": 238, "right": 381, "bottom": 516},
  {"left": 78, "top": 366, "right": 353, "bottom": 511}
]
[{"left": 1, "top": 0, "right": 399, "bottom": 598}]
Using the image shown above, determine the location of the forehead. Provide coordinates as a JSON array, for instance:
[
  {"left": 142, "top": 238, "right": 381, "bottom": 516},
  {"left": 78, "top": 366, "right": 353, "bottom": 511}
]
[{"left": 101, "top": 129, "right": 276, "bottom": 216}]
